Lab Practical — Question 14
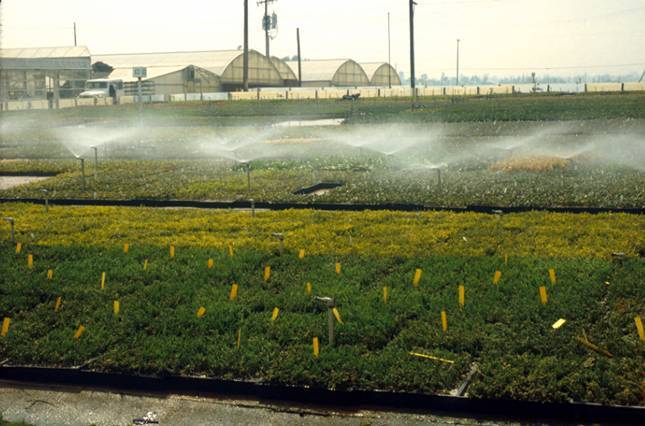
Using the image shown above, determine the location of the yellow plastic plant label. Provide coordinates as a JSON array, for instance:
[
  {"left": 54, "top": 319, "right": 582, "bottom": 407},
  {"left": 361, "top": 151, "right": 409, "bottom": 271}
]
[
  {"left": 271, "top": 307, "right": 280, "bottom": 321},
  {"left": 539, "top": 286, "right": 548, "bottom": 305},
  {"left": 229, "top": 283, "right": 238, "bottom": 301},
  {"left": 113, "top": 300, "right": 120, "bottom": 316},
  {"left": 413, "top": 268, "right": 422, "bottom": 287},
  {"left": 123, "top": 243, "right": 129, "bottom": 253},
  {"left": 236, "top": 328, "right": 241, "bottom": 348},
  {"left": 143, "top": 259, "right": 149, "bottom": 271},
  {"left": 100, "top": 272, "right": 106, "bottom": 290},
  {"left": 54, "top": 296, "right": 62, "bottom": 312},
  {"left": 332, "top": 308, "right": 343, "bottom": 324},
  {"left": 1, "top": 317, "right": 10, "bottom": 337},
  {"left": 383, "top": 286, "right": 389, "bottom": 303},
  {"left": 169, "top": 244, "right": 175, "bottom": 258},
  {"left": 306, "top": 282, "right": 312, "bottom": 296},
  {"left": 313, "top": 337, "right": 320, "bottom": 357},
  {"left": 335, "top": 262, "right": 341, "bottom": 274},
  {"left": 263, "top": 265, "right": 271, "bottom": 282},
  {"left": 493, "top": 270, "right": 502, "bottom": 285},
  {"left": 549, "top": 268, "right": 557, "bottom": 285},
  {"left": 441, "top": 310, "right": 448, "bottom": 332},
  {"left": 196, "top": 306, "right": 206, "bottom": 318},
  {"left": 298, "top": 249, "right": 305, "bottom": 259},
  {"left": 74, "top": 324, "right": 85, "bottom": 339},
  {"left": 207, "top": 258, "right": 214, "bottom": 269},
  {"left": 552, "top": 319, "right": 566, "bottom": 329},
  {"left": 227, "top": 242, "right": 234, "bottom": 257},
  {"left": 635, "top": 316, "right": 645, "bottom": 341},
  {"left": 15, "top": 243, "right": 22, "bottom": 254},
  {"left": 47, "top": 269, "right": 54, "bottom": 280},
  {"left": 458, "top": 285, "right": 465, "bottom": 307},
  {"left": 27, "top": 254, "right": 33, "bottom": 269}
]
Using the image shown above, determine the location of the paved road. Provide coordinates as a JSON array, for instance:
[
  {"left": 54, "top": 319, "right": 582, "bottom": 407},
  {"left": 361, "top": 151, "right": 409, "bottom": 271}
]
[{"left": 0, "top": 382, "right": 521, "bottom": 426}]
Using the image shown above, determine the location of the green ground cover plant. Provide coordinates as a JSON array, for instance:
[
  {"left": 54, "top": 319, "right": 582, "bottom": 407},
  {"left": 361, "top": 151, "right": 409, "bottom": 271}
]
[{"left": 1, "top": 243, "right": 642, "bottom": 406}]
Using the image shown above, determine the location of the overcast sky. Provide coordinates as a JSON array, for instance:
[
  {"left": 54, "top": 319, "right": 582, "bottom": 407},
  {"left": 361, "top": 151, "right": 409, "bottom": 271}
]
[{"left": 2, "top": 0, "right": 645, "bottom": 77}]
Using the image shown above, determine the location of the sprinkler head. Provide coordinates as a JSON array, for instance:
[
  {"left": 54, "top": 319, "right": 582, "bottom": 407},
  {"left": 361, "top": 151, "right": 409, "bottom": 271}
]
[
  {"left": 3, "top": 217, "right": 14, "bottom": 224},
  {"left": 314, "top": 296, "right": 335, "bottom": 308},
  {"left": 271, "top": 232, "right": 284, "bottom": 241}
]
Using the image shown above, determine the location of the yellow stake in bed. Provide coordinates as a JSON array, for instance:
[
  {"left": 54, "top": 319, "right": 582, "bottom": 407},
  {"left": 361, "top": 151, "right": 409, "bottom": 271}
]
[
  {"left": 229, "top": 283, "right": 238, "bottom": 301},
  {"left": 143, "top": 259, "right": 149, "bottom": 271},
  {"left": 207, "top": 258, "right": 214, "bottom": 269},
  {"left": 1, "top": 317, "right": 11, "bottom": 337},
  {"left": 413, "top": 268, "right": 422, "bottom": 287},
  {"left": 227, "top": 242, "right": 234, "bottom": 257},
  {"left": 409, "top": 352, "right": 454, "bottom": 364},
  {"left": 539, "top": 286, "right": 548, "bottom": 305},
  {"left": 123, "top": 243, "right": 129, "bottom": 254},
  {"left": 298, "top": 249, "right": 305, "bottom": 259},
  {"left": 383, "top": 286, "right": 389, "bottom": 303},
  {"left": 441, "top": 310, "right": 448, "bottom": 332},
  {"left": 332, "top": 307, "right": 343, "bottom": 324},
  {"left": 15, "top": 243, "right": 22, "bottom": 254},
  {"left": 47, "top": 269, "right": 54, "bottom": 280},
  {"left": 169, "top": 244, "right": 175, "bottom": 258},
  {"left": 263, "top": 265, "right": 271, "bottom": 282},
  {"left": 113, "top": 300, "right": 120, "bottom": 316},
  {"left": 271, "top": 307, "right": 280, "bottom": 321},
  {"left": 306, "top": 282, "right": 313, "bottom": 296},
  {"left": 196, "top": 306, "right": 206, "bottom": 318},
  {"left": 236, "top": 328, "right": 241, "bottom": 348},
  {"left": 458, "top": 285, "right": 465, "bottom": 307},
  {"left": 27, "top": 254, "right": 33, "bottom": 269},
  {"left": 492, "top": 270, "right": 502, "bottom": 285},
  {"left": 313, "top": 337, "right": 320, "bottom": 357},
  {"left": 635, "top": 316, "right": 645, "bottom": 341},
  {"left": 335, "top": 262, "right": 341, "bottom": 274},
  {"left": 549, "top": 268, "right": 557, "bottom": 285},
  {"left": 504, "top": 254, "right": 508, "bottom": 266},
  {"left": 74, "top": 325, "right": 85, "bottom": 339},
  {"left": 100, "top": 272, "right": 106, "bottom": 290},
  {"left": 54, "top": 297, "right": 62, "bottom": 312}
]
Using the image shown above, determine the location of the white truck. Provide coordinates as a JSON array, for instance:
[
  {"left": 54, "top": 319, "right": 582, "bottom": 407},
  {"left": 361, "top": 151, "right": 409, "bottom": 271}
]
[{"left": 79, "top": 78, "right": 124, "bottom": 103}]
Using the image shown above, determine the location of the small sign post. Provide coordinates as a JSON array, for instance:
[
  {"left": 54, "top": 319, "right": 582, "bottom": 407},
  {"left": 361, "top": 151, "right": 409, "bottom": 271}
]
[{"left": 133, "top": 67, "right": 147, "bottom": 121}]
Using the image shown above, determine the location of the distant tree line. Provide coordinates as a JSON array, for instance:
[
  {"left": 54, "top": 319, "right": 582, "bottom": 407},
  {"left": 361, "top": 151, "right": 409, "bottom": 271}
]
[{"left": 399, "top": 71, "right": 643, "bottom": 86}]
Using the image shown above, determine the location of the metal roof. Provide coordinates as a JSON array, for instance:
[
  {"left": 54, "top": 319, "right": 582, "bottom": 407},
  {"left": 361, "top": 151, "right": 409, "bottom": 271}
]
[
  {"left": 0, "top": 46, "right": 91, "bottom": 70},
  {"left": 94, "top": 50, "right": 250, "bottom": 77},
  {"left": 286, "top": 59, "right": 353, "bottom": 82}
]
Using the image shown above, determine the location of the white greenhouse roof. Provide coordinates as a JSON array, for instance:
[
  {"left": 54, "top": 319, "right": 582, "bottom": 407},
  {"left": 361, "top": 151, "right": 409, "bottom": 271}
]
[
  {"left": 360, "top": 63, "right": 389, "bottom": 79},
  {"left": 94, "top": 50, "right": 251, "bottom": 77},
  {"left": 0, "top": 46, "right": 91, "bottom": 70},
  {"left": 108, "top": 66, "right": 188, "bottom": 82},
  {"left": 1, "top": 46, "right": 90, "bottom": 59},
  {"left": 285, "top": 59, "right": 351, "bottom": 82}
]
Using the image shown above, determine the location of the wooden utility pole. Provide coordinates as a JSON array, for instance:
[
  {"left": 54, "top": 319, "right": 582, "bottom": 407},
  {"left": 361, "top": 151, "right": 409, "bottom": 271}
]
[
  {"left": 456, "top": 39, "right": 460, "bottom": 86},
  {"left": 297, "top": 28, "right": 302, "bottom": 87},
  {"left": 243, "top": 0, "right": 249, "bottom": 91},
  {"left": 409, "top": 0, "right": 417, "bottom": 105},
  {"left": 258, "top": 0, "right": 277, "bottom": 58},
  {"left": 388, "top": 12, "right": 392, "bottom": 89}
]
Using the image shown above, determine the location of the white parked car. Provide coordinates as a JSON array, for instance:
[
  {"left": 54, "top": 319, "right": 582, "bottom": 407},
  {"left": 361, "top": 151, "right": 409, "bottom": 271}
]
[{"left": 79, "top": 79, "right": 124, "bottom": 103}]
